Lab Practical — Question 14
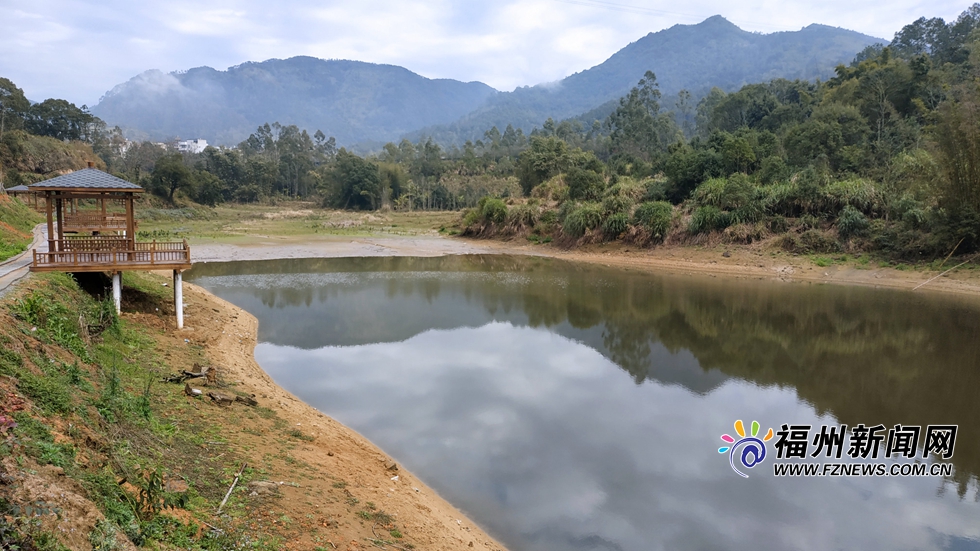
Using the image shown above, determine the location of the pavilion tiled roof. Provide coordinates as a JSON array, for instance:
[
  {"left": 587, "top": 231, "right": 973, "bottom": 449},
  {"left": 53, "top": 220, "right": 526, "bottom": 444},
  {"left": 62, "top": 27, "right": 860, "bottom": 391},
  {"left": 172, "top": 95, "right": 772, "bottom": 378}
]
[
  {"left": 28, "top": 168, "right": 143, "bottom": 192},
  {"left": 4, "top": 185, "right": 30, "bottom": 192}
]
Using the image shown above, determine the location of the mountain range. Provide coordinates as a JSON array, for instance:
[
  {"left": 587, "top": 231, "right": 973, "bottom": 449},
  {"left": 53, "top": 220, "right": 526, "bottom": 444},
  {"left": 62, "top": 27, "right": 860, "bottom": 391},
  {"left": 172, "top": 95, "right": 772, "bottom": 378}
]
[{"left": 91, "top": 16, "right": 884, "bottom": 147}]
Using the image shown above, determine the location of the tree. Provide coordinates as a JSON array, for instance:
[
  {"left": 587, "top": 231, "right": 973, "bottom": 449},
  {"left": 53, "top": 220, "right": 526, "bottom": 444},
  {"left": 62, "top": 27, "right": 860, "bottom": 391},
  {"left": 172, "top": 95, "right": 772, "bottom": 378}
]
[
  {"left": 675, "top": 89, "right": 694, "bottom": 137},
  {"left": 151, "top": 154, "right": 194, "bottom": 202},
  {"left": 606, "top": 71, "right": 679, "bottom": 162},
  {"left": 0, "top": 78, "right": 29, "bottom": 138},
  {"left": 325, "top": 150, "right": 382, "bottom": 210},
  {"left": 24, "top": 99, "right": 97, "bottom": 141},
  {"left": 194, "top": 170, "right": 225, "bottom": 207},
  {"left": 517, "top": 136, "right": 570, "bottom": 195}
]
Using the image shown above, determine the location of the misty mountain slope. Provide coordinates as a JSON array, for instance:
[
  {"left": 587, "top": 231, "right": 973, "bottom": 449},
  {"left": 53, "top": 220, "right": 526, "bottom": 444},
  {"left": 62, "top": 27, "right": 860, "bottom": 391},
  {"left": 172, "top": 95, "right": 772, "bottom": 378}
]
[
  {"left": 92, "top": 56, "right": 498, "bottom": 145},
  {"left": 415, "top": 16, "right": 883, "bottom": 143}
]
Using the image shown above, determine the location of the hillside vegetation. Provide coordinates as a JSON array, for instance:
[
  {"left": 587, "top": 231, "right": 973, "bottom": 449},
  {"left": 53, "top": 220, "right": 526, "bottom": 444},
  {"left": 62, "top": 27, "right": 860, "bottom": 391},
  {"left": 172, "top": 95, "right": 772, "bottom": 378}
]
[{"left": 419, "top": 16, "right": 882, "bottom": 143}]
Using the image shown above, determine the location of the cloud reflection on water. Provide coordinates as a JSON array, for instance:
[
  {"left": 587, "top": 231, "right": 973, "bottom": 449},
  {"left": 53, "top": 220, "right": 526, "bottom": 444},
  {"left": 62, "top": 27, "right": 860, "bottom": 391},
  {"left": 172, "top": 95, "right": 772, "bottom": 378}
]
[{"left": 256, "top": 324, "right": 980, "bottom": 551}]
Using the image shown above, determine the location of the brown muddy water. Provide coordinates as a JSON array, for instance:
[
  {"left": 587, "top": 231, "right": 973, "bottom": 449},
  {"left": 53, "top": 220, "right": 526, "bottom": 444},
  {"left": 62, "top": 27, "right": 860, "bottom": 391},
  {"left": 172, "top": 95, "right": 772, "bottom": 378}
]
[{"left": 187, "top": 255, "right": 980, "bottom": 551}]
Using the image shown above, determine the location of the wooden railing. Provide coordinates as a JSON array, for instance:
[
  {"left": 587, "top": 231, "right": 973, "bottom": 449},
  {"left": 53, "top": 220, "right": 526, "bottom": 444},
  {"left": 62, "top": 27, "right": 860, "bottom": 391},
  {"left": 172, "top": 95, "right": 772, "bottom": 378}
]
[
  {"left": 62, "top": 213, "right": 129, "bottom": 230},
  {"left": 32, "top": 239, "right": 190, "bottom": 271},
  {"left": 61, "top": 236, "right": 130, "bottom": 251}
]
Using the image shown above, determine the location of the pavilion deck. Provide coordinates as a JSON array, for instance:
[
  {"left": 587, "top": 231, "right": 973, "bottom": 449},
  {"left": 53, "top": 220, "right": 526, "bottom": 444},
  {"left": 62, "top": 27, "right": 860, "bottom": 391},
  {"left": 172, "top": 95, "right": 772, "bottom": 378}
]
[{"left": 31, "top": 237, "right": 191, "bottom": 273}]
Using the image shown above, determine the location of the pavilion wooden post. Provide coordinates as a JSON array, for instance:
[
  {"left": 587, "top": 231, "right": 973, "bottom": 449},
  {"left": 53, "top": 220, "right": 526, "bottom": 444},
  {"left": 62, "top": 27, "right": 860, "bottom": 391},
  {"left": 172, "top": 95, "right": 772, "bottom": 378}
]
[
  {"left": 125, "top": 195, "right": 135, "bottom": 261},
  {"left": 173, "top": 270, "right": 184, "bottom": 329},
  {"left": 55, "top": 196, "right": 65, "bottom": 250},
  {"left": 45, "top": 191, "right": 54, "bottom": 253},
  {"left": 112, "top": 272, "right": 122, "bottom": 315}
]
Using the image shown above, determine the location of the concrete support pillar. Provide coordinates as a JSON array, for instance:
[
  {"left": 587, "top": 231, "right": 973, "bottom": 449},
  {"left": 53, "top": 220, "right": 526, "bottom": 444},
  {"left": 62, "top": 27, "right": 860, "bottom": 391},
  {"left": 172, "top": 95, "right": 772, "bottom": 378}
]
[
  {"left": 174, "top": 270, "right": 184, "bottom": 329},
  {"left": 112, "top": 272, "right": 121, "bottom": 315}
]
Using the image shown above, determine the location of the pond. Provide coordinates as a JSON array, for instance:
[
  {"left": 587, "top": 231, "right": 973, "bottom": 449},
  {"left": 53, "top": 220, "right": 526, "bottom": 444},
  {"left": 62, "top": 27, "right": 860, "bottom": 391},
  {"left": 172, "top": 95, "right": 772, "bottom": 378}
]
[{"left": 187, "top": 255, "right": 980, "bottom": 551}]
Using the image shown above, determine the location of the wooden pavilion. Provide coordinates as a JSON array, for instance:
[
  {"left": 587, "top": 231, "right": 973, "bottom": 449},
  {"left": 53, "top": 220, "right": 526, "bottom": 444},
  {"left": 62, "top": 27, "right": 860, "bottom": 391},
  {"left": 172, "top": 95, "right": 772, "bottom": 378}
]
[
  {"left": 4, "top": 184, "right": 44, "bottom": 211},
  {"left": 28, "top": 166, "right": 191, "bottom": 328}
]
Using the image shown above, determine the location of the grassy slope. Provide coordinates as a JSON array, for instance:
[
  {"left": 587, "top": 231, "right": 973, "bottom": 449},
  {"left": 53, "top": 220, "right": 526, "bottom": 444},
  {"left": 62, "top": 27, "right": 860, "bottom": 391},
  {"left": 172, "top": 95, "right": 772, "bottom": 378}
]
[
  {"left": 0, "top": 194, "right": 42, "bottom": 262},
  {"left": 0, "top": 272, "right": 283, "bottom": 550}
]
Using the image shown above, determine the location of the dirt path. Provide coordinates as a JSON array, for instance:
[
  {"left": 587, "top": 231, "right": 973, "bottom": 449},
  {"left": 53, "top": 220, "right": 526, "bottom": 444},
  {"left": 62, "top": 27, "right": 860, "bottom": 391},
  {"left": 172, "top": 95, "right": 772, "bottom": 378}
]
[{"left": 0, "top": 224, "right": 47, "bottom": 296}]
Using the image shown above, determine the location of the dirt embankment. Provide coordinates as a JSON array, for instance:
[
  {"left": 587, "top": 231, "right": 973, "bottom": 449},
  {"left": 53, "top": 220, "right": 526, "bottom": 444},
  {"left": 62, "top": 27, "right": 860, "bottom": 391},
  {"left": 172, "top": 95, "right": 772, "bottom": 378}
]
[{"left": 176, "top": 281, "right": 505, "bottom": 551}]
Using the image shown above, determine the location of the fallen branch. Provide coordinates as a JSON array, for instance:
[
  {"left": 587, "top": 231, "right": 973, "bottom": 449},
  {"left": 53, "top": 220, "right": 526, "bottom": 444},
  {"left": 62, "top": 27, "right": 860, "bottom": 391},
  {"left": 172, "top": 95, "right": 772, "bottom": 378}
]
[
  {"left": 235, "top": 394, "right": 258, "bottom": 407},
  {"left": 913, "top": 253, "right": 980, "bottom": 291},
  {"left": 216, "top": 463, "right": 247, "bottom": 515}
]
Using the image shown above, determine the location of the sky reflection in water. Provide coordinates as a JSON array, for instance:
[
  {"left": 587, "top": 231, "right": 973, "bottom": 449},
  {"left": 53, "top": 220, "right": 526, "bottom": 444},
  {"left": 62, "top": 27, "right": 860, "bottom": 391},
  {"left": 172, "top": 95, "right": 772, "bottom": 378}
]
[{"left": 187, "top": 256, "right": 980, "bottom": 551}]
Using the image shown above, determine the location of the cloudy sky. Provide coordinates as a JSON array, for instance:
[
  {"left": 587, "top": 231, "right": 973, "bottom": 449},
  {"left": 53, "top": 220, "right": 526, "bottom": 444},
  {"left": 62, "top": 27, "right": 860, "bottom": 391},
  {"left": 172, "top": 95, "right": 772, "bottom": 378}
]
[{"left": 0, "top": 0, "right": 969, "bottom": 107}]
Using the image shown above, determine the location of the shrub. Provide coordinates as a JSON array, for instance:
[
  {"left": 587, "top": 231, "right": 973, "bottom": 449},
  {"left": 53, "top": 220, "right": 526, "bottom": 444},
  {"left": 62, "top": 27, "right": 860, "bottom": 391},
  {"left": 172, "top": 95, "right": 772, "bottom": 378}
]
[
  {"left": 758, "top": 155, "right": 789, "bottom": 185},
  {"left": 507, "top": 204, "right": 537, "bottom": 229},
  {"left": 723, "top": 223, "right": 766, "bottom": 244},
  {"left": 602, "top": 194, "right": 634, "bottom": 217},
  {"left": 478, "top": 197, "right": 508, "bottom": 224},
  {"left": 566, "top": 168, "right": 606, "bottom": 201},
  {"left": 837, "top": 205, "right": 869, "bottom": 239},
  {"left": 824, "top": 178, "right": 883, "bottom": 215},
  {"left": 603, "top": 213, "right": 630, "bottom": 238},
  {"left": 797, "top": 214, "right": 820, "bottom": 231},
  {"left": 641, "top": 177, "right": 669, "bottom": 202},
  {"left": 633, "top": 201, "right": 673, "bottom": 238},
  {"left": 691, "top": 178, "right": 727, "bottom": 207},
  {"left": 530, "top": 175, "right": 570, "bottom": 202},
  {"left": 799, "top": 229, "right": 840, "bottom": 253},
  {"left": 766, "top": 215, "right": 789, "bottom": 233},
  {"left": 691, "top": 174, "right": 763, "bottom": 224},
  {"left": 563, "top": 203, "right": 602, "bottom": 238},
  {"left": 688, "top": 205, "right": 732, "bottom": 234},
  {"left": 557, "top": 200, "right": 579, "bottom": 223},
  {"left": 604, "top": 178, "right": 646, "bottom": 202}
]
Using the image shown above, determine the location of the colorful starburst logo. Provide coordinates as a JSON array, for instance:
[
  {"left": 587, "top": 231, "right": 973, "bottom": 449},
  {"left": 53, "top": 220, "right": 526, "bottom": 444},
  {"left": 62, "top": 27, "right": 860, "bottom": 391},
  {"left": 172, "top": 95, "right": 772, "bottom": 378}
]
[{"left": 719, "top": 420, "right": 774, "bottom": 478}]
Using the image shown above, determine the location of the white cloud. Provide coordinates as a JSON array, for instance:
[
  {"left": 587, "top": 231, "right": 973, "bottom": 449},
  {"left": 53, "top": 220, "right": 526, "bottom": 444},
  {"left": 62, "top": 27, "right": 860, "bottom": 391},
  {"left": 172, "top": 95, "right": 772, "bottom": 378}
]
[{"left": 0, "top": 0, "right": 970, "bottom": 106}]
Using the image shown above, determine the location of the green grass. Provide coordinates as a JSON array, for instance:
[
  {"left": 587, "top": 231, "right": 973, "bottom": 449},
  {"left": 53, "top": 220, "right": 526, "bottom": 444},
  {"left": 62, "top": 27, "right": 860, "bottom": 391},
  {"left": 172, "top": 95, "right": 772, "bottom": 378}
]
[
  {"left": 0, "top": 195, "right": 42, "bottom": 262},
  {"left": 135, "top": 201, "right": 459, "bottom": 244},
  {"left": 0, "top": 273, "right": 275, "bottom": 549}
]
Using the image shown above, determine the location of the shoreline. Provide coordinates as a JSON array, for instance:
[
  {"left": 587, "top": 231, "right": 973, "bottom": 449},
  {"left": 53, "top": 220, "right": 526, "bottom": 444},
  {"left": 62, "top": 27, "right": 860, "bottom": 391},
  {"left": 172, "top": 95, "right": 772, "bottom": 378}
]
[
  {"left": 177, "top": 280, "right": 507, "bottom": 550},
  {"left": 187, "top": 234, "right": 980, "bottom": 298},
  {"left": 169, "top": 234, "right": 980, "bottom": 548}
]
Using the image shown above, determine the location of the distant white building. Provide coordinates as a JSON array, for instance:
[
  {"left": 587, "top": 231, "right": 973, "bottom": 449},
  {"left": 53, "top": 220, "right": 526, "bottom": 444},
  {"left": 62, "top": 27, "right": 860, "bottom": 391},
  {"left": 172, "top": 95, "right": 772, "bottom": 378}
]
[{"left": 177, "top": 139, "right": 208, "bottom": 154}]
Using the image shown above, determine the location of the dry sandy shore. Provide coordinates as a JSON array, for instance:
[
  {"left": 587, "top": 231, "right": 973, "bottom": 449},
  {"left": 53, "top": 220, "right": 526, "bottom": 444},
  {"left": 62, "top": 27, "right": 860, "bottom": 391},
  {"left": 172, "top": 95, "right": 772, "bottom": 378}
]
[{"left": 190, "top": 234, "right": 980, "bottom": 297}]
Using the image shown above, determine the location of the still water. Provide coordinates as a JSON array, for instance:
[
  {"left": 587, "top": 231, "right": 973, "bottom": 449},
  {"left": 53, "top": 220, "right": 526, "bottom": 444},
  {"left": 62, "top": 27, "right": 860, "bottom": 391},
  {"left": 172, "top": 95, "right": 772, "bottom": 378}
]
[{"left": 187, "top": 255, "right": 980, "bottom": 551}]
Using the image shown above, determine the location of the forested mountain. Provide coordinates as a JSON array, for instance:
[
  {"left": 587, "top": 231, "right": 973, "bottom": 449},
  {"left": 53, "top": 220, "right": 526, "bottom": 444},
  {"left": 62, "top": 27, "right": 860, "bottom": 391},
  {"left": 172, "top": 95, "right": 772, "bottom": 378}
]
[
  {"left": 90, "top": 57, "right": 497, "bottom": 146},
  {"left": 418, "top": 16, "right": 883, "bottom": 143},
  {"left": 92, "top": 17, "right": 880, "bottom": 148}
]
